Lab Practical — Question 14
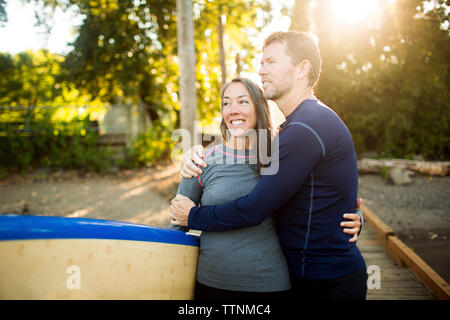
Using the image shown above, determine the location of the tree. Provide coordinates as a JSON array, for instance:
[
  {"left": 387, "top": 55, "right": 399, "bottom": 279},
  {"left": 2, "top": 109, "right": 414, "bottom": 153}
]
[
  {"left": 0, "top": 0, "right": 6, "bottom": 27},
  {"left": 289, "top": 0, "right": 449, "bottom": 160},
  {"left": 25, "top": 0, "right": 179, "bottom": 132},
  {"left": 1, "top": 0, "right": 276, "bottom": 168},
  {"left": 0, "top": 49, "right": 97, "bottom": 108},
  {"left": 177, "top": 0, "right": 197, "bottom": 140},
  {"left": 0, "top": 49, "right": 104, "bottom": 134},
  {"left": 24, "top": 0, "right": 272, "bottom": 126},
  {"left": 289, "top": 0, "right": 310, "bottom": 32},
  {"left": 192, "top": 0, "right": 272, "bottom": 121}
]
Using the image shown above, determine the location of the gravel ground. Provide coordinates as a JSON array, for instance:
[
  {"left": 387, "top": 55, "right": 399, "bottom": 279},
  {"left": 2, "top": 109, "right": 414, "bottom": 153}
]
[{"left": 358, "top": 173, "right": 450, "bottom": 283}]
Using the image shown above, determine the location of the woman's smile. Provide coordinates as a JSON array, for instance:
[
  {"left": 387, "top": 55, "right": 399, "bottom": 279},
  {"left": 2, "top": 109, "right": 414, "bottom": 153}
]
[{"left": 222, "top": 82, "right": 257, "bottom": 138}]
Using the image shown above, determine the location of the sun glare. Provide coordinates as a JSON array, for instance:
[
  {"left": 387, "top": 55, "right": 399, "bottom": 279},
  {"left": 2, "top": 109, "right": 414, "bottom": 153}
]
[{"left": 331, "top": 0, "right": 381, "bottom": 24}]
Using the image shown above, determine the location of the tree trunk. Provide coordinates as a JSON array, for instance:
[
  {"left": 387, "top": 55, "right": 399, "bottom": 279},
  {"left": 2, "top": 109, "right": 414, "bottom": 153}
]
[
  {"left": 177, "top": 0, "right": 197, "bottom": 144},
  {"left": 217, "top": 8, "right": 226, "bottom": 89},
  {"left": 235, "top": 53, "right": 241, "bottom": 77},
  {"left": 358, "top": 158, "right": 450, "bottom": 176},
  {"left": 289, "top": 0, "right": 311, "bottom": 32}
]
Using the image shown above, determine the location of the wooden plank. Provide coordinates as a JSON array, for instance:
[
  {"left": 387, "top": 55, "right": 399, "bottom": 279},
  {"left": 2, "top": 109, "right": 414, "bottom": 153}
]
[
  {"left": 358, "top": 221, "right": 435, "bottom": 300},
  {"left": 361, "top": 204, "right": 394, "bottom": 246},
  {"left": 368, "top": 287, "right": 431, "bottom": 294},
  {"left": 368, "top": 295, "right": 433, "bottom": 300},
  {"left": 387, "top": 236, "right": 450, "bottom": 300}
]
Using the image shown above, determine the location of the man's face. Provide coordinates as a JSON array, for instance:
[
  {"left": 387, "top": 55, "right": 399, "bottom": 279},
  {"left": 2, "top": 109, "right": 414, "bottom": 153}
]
[{"left": 259, "top": 42, "right": 297, "bottom": 101}]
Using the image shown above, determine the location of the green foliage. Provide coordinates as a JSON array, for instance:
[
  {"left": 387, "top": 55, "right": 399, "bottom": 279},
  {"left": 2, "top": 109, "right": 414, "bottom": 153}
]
[
  {"left": 293, "top": 0, "right": 450, "bottom": 160},
  {"left": 0, "top": 49, "right": 104, "bottom": 108},
  {"left": 379, "top": 165, "right": 389, "bottom": 180},
  {"left": 128, "top": 121, "right": 175, "bottom": 167},
  {"left": 0, "top": 50, "right": 110, "bottom": 172},
  {"left": 0, "top": 110, "right": 111, "bottom": 172},
  {"left": 193, "top": 0, "right": 272, "bottom": 122},
  {"left": 7, "top": 0, "right": 274, "bottom": 172},
  {"left": 0, "top": 0, "right": 6, "bottom": 27},
  {"left": 28, "top": 0, "right": 272, "bottom": 125}
]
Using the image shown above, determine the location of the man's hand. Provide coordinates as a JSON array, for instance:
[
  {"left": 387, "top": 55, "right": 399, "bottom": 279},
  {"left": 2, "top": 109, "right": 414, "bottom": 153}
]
[
  {"left": 170, "top": 194, "right": 196, "bottom": 227},
  {"left": 341, "top": 198, "right": 363, "bottom": 243},
  {"left": 180, "top": 145, "right": 207, "bottom": 178}
]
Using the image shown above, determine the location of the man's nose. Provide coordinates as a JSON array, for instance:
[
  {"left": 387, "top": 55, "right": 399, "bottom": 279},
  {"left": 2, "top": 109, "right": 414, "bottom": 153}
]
[
  {"left": 258, "top": 66, "right": 264, "bottom": 76},
  {"left": 258, "top": 64, "right": 266, "bottom": 76}
]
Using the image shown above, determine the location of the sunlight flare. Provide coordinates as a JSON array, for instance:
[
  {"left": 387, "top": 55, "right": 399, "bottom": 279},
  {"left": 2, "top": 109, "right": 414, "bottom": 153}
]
[{"left": 331, "top": 0, "right": 381, "bottom": 24}]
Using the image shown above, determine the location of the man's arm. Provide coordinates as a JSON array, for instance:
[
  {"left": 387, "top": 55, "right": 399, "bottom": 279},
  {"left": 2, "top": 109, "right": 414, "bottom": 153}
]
[
  {"left": 173, "top": 129, "right": 362, "bottom": 239},
  {"left": 187, "top": 124, "right": 324, "bottom": 231},
  {"left": 170, "top": 176, "right": 203, "bottom": 231}
]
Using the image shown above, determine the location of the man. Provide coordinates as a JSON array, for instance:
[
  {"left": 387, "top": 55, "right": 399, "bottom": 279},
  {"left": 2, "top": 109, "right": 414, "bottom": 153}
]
[{"left": 171, "top": 31, "right": 367, "bottom": 300}]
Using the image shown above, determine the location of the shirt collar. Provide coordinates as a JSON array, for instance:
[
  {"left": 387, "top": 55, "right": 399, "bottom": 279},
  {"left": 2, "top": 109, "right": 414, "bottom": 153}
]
[{"left": 279, "top": 97, "right": 317, "bottom": 131}]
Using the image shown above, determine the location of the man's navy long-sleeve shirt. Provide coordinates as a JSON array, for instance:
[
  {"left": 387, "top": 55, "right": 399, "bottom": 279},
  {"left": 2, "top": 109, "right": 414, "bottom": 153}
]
[{"left": 188, "top": 98, "right": 365, "bottom": 279}]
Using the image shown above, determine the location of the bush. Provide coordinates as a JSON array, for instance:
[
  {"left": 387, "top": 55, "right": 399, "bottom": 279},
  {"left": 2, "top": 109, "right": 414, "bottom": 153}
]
[
  {"left": 0, "top": 111, "right": 112, "bottom": 173},
  {"left": 128, "top": 121, "right": 175, "bottom": 167}
]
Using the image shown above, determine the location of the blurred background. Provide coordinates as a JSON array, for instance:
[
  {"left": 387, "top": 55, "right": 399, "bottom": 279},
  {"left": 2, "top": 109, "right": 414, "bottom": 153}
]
[{"left": 0, "top": 0, "right": 448, "bottom": 174}]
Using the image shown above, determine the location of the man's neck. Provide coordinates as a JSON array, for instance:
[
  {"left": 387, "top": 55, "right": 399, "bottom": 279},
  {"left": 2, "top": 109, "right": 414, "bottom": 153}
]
[{"left": 275, "top": 86, "right": 314, "bottom": 118}]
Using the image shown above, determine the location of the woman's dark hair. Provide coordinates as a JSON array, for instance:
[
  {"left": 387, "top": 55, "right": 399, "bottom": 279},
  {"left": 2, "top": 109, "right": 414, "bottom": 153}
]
[{"left": 220, "top": 77, "right": 272, "bottom": 168}]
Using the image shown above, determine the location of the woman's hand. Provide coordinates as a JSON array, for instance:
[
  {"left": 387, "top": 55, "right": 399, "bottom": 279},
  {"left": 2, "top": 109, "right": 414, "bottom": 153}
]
[
  {"left": 180, "top": 145, "right": 207, "bottom": 178},
  {"left": 341, "top": 198, "right": 363, "bottom": 243},
  {"left": 170, "top": 194, "right": 196, "bottom": 227}
]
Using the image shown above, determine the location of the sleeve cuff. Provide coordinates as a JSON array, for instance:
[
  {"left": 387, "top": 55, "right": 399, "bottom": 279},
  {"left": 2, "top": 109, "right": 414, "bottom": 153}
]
[
  {"left": 187, "top": 206, "right": 200, "bottom": 229},
  {"left": 356, "top": 208, "right": 364, "bottom": 233}
]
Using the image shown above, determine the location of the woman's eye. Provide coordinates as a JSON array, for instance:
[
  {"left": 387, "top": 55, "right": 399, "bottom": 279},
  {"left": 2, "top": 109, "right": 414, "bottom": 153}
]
[
  {"left": 223, "top": 102, "right": 230, "bottom": 108},
  {"left": 240, "top": 100, "right": 249, "bottom": 105}
]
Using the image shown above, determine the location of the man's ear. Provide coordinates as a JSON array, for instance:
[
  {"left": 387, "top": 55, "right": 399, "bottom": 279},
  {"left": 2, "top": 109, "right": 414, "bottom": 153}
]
[{"left": 296, "top": 59, "right": 310, "bottom": 81}]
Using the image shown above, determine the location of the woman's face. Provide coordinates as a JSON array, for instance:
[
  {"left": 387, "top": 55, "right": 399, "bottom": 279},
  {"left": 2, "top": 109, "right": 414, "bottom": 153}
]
[{"left": 222, "top": 82, "right": 258, "bottom": 138}]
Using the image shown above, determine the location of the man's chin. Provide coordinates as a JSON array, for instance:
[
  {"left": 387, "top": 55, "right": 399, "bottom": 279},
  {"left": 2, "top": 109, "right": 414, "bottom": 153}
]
[
  {"left": 264, "top": 94, "right": 278, "bottom": 101},
  {"left": 263, "top": 92, "right": 278, "bottom": 100}
]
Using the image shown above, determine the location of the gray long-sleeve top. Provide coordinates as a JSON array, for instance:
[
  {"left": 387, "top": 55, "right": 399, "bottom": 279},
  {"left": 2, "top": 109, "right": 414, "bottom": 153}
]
[{"left": 177, "top": 143, "right": 291, "bottom": 292}]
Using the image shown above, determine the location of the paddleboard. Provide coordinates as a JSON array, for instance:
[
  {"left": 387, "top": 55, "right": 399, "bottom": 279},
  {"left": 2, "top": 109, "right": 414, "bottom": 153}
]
[{"left": 0, "top": 215, "right": 199, "bottom": 299}]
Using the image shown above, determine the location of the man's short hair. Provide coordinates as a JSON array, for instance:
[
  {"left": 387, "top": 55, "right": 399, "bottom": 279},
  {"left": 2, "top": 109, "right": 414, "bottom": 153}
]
[{"left": 263, "top": 31, "right": 322, "bottom": 88}]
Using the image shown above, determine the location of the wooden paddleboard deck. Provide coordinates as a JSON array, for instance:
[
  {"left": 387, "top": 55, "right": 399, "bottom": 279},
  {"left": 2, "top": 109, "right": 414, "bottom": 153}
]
[{"left": 0, "top": 215, "right": 199, "bottom": 299}]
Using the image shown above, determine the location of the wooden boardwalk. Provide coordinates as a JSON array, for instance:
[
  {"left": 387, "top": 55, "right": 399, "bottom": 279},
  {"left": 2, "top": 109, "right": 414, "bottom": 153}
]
[{"left": 357, "top": 222, "right": 435, "bottom": 300}]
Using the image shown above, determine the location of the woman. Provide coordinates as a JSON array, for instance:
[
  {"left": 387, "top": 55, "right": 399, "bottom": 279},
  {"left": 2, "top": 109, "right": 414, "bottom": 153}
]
[{"left": 174, "top": 78, "right": 291, "bottom": 300}]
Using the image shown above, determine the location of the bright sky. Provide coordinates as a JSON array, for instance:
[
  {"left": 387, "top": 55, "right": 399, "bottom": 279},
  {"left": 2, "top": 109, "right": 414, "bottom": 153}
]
[
  {"left": 330, "top": 0, "right": 381, "bottom": 24},
  {"left": 1, "top": 0, "right": 446, "bottom": 56},
  {"left": 0, "top": 0, "right": 293, "bottom": 56},
  {"left": 0, "top": 1, "right": 82, "bottom": 54}
]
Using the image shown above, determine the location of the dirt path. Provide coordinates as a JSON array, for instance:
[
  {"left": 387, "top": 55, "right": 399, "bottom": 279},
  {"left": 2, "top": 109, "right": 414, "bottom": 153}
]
[{"left": 0, "top": 161, "right": 181, "bottom": 227}]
